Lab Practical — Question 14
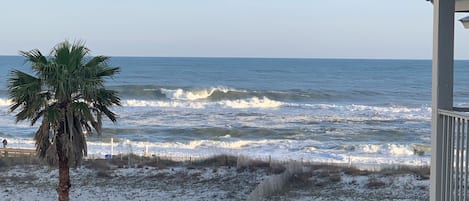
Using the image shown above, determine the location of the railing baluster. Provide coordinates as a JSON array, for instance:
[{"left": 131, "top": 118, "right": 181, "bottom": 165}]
[
  {"left": 437, "top": 110, "right": 469, "bottom": 201},
  {"left": 445, "top": 114, "right": 451, "bottom": 200},
  {"left": 463, "top": 119, "right": 469, "bottom": 200},
  {"left": 448, "top": 117, "right": 455, "bottom": 200},
  {"left": 459, "top": 119, "right": 464, "bottom": 200},
  {"left": 443, "top": 114, "right": 449, "bottom": 200},
  {"left": 462, "top": 118, "right": 466, "bottom": 200},
  {"left": 460, "top": 118, "right": 464, "bottom": 200},
  {"left": 457, "top": 117, "right": 463, "bottom": 200},
  {"left": 456, "top": 117, "right": 460, "bottom": 200}
]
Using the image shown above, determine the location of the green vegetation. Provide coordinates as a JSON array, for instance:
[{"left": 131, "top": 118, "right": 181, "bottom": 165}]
[
  {"left": 0, "top": 156, "right": 44, "bottom": 168},
  {"left": 8, "top": 41, "right": 120, "bottom": 201}
]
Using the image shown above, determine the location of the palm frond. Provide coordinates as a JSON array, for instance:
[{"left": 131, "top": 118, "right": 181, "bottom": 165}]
[
  {"left": 8, "top": 70, "right": 46, "bottom": 123},
  {"left": 8, "top": 70, "right": 42, "bottom": 104},
  {"left": 70, "top": 102, "right": 94, "bottom": 122},
  {"left": 10, "top": 40, "right": 120, "bottom": 168},
  {"left": 45, "top": 142, "right": 58, "bottom": 166},
  {"left": 95, "top": 88, "right": 121, "bottom": 106},
  {"left": 34, "top": 118, "right": 51, "bottom": 158},
  {"left": 84, "top": 56, "right": 110, "bottom": 68},
  {"left": 19, "top": 49, "right": 48, "bottom": 73},
  {"left": 97, "top": 66, "right": 120, "bottom": 77},
  {"left": 95, "top": 104, "right": 118, "bottom": 122}
]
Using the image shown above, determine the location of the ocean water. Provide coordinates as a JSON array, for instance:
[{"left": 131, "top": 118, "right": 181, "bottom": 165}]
[{"left": 2, "top": 56, "right": 469, "bottom": 166}]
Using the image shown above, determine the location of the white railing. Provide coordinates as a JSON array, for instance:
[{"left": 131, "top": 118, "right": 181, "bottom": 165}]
[{"left": 438, "top": 109, "right": 469, "bottom": 201}]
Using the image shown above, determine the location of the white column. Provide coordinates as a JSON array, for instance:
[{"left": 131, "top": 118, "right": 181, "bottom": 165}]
[{"left": 431, "top": 0, "right": 455, "bottom": 200}]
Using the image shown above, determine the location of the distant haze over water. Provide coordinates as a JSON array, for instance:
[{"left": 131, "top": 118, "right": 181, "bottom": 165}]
[{"left": 2, "top": 56, "right": 469, "bottom": 166}]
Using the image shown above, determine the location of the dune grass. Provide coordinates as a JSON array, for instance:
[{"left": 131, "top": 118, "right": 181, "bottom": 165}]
[
  {"left": 0, "top": 155, "right": 44, "bottom": 168},
  {"left": 0, "top": 154, "right": 430, "bottom": 200}
]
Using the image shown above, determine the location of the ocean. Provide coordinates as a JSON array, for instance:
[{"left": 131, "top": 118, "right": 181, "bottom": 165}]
[{"left": 2, "top": 56, "right": 469, "bottom": 166}]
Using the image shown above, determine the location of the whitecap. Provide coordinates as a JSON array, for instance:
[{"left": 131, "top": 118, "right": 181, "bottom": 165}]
[
  {"left": 160, "top": 87, "right": 233, "bottom": 100},
  {"left": 221, "top": 97, "right": 283, "bottom": 109},
  {"left": 0, "top": 98, "right": 12, "bottom": 107}
]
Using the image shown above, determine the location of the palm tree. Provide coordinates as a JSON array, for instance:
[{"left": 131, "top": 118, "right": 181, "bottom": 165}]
[{"left": 8, "top": 41, "right": 120, "bottom": 201}]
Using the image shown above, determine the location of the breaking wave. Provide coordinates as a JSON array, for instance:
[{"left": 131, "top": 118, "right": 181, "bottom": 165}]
[
  {"left": 160, "top": 87, "right": 234, "bottom": 100},
  {"left": 342, "top": 143, "right": 431, "bottom": 156},
  {"left": 221, "top": 97, "right": 283, "bottom": 109},
  {"left": 112, "top": 85, "right": 392, "bottom": 102},
  {"left": 0, "top": 98, "right": 11, "bottom": 107},
  {"left": 121, "top": 96, "right": 283, "bottom": 109}
]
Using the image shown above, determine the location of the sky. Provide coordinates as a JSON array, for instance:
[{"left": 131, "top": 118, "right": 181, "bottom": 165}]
[{"left": 0, "top": 0, "right": 468, "bottom": 59}]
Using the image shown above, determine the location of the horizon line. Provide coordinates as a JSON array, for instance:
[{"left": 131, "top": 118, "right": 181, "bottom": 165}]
[
  {"left": 4, "top": 54, "right": 469, "bottom": 61},
  {"left": 0, "top": 54, "right": 442, "bottom": 61}
]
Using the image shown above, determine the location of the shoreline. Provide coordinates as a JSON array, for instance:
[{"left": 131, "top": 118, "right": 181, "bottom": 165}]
[
  {"left": 0, "top": 137, "right": 432, "bottom": 168},
  {"left": 0, "top": 155, "right": 430, "bottom": 200}
]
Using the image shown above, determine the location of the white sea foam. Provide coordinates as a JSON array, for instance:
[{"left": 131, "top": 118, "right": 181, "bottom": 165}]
[
  {"left": 221, "top": 97, "right": 283, "bottom": 109},
  {"left": 121, "top": 97, "right": 283, "bottom": 110},
  {"left": 356, "top": 144, "right": 416, "bottom": 156},
  {"left": 388, "top": 144, "right": 415, "bottom": 156},
  {"left": 160, "top": 87, "right": 232, "bottom": 100},
  {"left": 1, "top": 137, "right": 429, "bottom": 167},
  {"left": 359, "top": 144, "right": 381, "bottom": 154},
  {"left": 122, "top": 99, "right": 206, "bottom": 109},
  {"left": 0, "top": 98, "right": 12, "bottom": 107},
  {"left": 286, "top": 103, "right": 431, "bottom": 121},
  {"left": 0, "top": 98, "right": 431, "bottom": 167},
  {"left": 122, "top": 98, "right": 429, "bottom": 122}
]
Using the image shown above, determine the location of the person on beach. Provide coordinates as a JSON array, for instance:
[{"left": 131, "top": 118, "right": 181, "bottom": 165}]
[{"left": 2, "top": 139, "right": 7, "bottom": 148}]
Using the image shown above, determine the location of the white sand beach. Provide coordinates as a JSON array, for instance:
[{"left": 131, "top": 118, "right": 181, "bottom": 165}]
[{"left": 0, "top": 156, "right": 429, "bottom": 201}]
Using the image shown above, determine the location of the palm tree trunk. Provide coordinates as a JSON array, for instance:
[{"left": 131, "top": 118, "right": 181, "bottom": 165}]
[
  {"left": 56, "top": 135, "right": 70, "bottom": 201},
  {"left": 58, "top": 159, "right": 70, "bottom": 201}
]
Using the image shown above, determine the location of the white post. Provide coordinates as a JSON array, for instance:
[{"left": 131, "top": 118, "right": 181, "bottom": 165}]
[
  {"left": 111, "top": 138, "right": 114, "bottom": 156},
  {"left": 144, "top": 143, "right": 149, "bottom": 157},
  {"left": 431, "top": 0, "right": 455, "bottom": 200}
]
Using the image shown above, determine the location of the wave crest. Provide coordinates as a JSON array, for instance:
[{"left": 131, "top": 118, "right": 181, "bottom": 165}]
[
  {"left": 222, "top": 97, "right": 283, "bottom": 109},
  {"left": 0, "top": 98, "right": 11, "bottom": 107},
  {"left": 121, "top": 96, "right": 283, "bottom": 109},
  {"left": 161, "top": 87, "right": 233, "bottom": 100},
  {"left": 114, "top": 85, "right": 384, "bottom": 102},
  {"left": 352, "top": 143, "right": 426, "bottom": 156},
  {"left": 122, "top": 99, "right": 206, "bottom": 109}
]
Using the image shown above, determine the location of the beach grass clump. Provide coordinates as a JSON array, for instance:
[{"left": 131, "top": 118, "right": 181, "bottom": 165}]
[
  {"left": 343, "top": 166, "right": 371, "bottom": 176},
  {"left": 86, "top": 159, "right": 111, "bottom": 171},
  {"left": 379, "top": 165, "right": 430, "bottom": 180},
  {"left": 366, "top": 177, "right": 386, "bottom": 189},
  {"left": 246, "top": 170, "right": 291, "bottom": 201},
  {"left": 140, "top": 155, "right": 180, "bottom": 168},
  {"left": 250, "top": 161, "right": 429, "bottom": 200},
  {"left": 0, "top": 156, "right": 44, "bottom": 168},
  {"left": 236, "top": 155, "right": 270, "bottom": 171},
  {"left": 85, "top": 159, "right": 114, "bottom": 178},
  {"left": 0, "top": 158, "right": 7, "bottom": 168},
  {"left": 247, "top": 161, "right": 305, "bottom": 201},
  {"left": 96, "top": 170, "right": 113, "bottom": 178},
  {"left": 269, "top": 162, "right": 286, "bottom": 174},
  {"left": 190, "top": 154, "right": 237, "bottom": 167},
  {"left": 285, "top": 163, "right": 343, "bottom": 189},
  {"left": 102, "top": 154, "right": 180, "bottom": 168},
  {"left": 0, "top": 174, "right": 38, "bottom": 185}
]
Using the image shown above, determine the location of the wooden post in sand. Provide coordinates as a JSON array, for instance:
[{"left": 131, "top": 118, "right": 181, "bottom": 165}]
[
  {"left": 110, "top": 138, "right": 114, "bottom": 157},
  {"left": 144, "top": 143, "right": 149, "bottom": 157}
]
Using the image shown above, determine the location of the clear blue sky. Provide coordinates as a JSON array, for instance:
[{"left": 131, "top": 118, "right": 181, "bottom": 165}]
[{"left": 0, "top": 0, "right": 468, "bottom": 59}]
